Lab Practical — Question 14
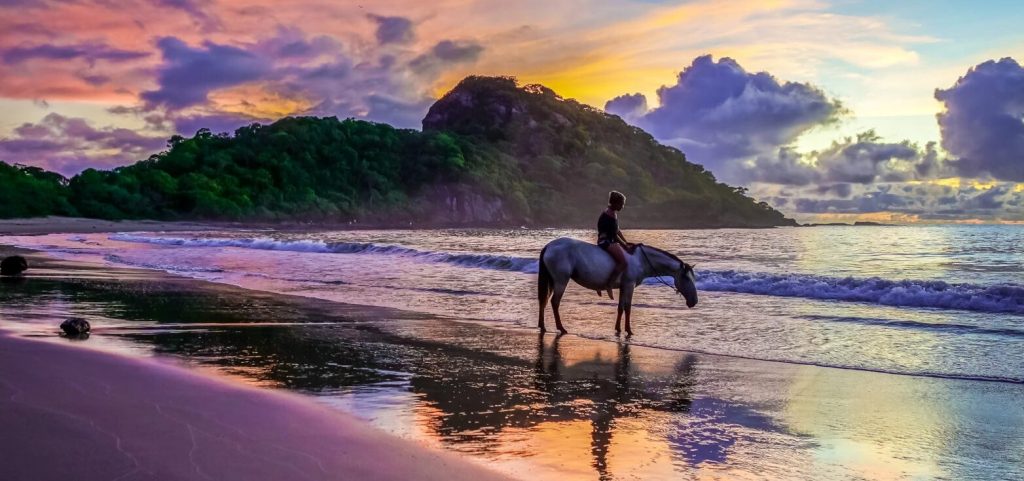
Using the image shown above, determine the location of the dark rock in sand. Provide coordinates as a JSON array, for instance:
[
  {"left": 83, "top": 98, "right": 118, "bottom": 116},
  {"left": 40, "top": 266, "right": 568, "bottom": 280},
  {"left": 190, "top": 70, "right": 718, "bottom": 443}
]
[
  {"left": 0, "top": 256, "right": 28, "bottom": 276},
  {"left": 60, "top": 318, "right": 91, "bottom": 336}
]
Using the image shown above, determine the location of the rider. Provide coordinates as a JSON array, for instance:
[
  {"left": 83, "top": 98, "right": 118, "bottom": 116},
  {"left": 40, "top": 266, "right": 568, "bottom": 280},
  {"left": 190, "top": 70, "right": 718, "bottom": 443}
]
[{"left": 598, "top": 191, "right": 632, "bottom": 299}]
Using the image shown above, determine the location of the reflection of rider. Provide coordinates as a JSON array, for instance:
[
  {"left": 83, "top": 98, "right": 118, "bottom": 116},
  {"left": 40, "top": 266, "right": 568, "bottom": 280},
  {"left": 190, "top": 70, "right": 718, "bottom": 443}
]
[{"left": 598, "top": 191, "right": 633, "bottom": 300}]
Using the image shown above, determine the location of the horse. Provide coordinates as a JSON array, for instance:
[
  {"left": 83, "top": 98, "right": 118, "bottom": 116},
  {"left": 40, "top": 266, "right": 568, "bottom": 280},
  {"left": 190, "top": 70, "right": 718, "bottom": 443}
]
[{"left": 537, "top": 237, "right": 698, "bottom": 335}]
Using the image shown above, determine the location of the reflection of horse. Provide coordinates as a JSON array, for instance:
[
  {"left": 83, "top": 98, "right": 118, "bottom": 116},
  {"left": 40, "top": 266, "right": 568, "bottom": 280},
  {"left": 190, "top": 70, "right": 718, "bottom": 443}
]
[
  {"left": 538, "top": 238, "right": 698, "bottom": 335},
  {"left": 534, "top": 334, "right": 696, "bottom": 480}
]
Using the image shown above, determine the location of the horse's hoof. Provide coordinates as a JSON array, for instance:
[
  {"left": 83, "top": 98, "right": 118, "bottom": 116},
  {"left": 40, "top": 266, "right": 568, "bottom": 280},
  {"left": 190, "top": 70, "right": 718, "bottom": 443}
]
[
  {"left": 539, "top": 327, "right": 546, "bottom": 333},
  {"left": 558, "top": 328, "right": 568, "bottom": 335},
  {"left": 625, "top": 330, "right": 633, "bottom": 336}
]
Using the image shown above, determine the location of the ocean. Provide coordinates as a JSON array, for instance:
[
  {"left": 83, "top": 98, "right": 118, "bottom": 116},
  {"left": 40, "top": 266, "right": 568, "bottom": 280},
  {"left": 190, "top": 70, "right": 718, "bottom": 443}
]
[{"left": 7, "top": 224, "right": 1023, "bottom": 384}]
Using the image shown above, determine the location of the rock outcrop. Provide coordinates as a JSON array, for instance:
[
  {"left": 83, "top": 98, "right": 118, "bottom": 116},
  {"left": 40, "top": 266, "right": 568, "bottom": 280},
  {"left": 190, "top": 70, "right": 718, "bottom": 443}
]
[
  {"left": 60, "top": 318, "right": 91, "bottom": 336},
  {"left": 0, "top": 256, "right": 28, "bottom": 276}
]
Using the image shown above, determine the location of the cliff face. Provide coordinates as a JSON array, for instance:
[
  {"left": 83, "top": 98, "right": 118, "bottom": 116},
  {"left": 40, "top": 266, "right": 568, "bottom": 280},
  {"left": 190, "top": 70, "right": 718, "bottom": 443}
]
[
  {"left": 420, "top": 76, "right": 796, "bottom": 228},
  {"left": 415, "top": 183, "right": 509, "bottom": 226}
]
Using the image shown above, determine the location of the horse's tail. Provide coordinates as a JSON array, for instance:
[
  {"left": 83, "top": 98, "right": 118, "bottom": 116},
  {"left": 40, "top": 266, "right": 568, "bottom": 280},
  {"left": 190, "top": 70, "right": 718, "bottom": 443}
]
[{"left": 538, "top": 245, "right": 553, "bottom": 317}]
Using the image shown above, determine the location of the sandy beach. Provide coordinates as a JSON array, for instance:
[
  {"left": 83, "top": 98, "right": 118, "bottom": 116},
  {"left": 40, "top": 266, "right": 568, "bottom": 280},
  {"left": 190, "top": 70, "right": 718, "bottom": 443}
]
[
  {"left": 1, "top": 226, "right": 1022, "bottom": 480},
  {"left": 0, "top": 330, "right": 515, "bottom": 481},
  {"left": 0, "top": 248, "right": 513, "bottom": 481},
  {"left": 0, "top": 216, "right": 224, "bottom": 236}
]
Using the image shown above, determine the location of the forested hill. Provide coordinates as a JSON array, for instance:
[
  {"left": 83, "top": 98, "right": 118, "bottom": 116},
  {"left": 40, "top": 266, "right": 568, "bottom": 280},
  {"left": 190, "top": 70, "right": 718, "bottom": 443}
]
[{"left": 1, "top": 76, "right": 796, "bottom": 228}]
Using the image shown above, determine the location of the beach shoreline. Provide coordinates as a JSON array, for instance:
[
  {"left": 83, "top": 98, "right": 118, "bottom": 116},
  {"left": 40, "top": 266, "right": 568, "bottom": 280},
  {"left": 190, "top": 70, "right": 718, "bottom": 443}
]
[
  {"left": 0, "top": 329, "right": 516, "bottom": 481},
  {"left": 0, "top": 245, "right": 518, "bottom": 481},
  {"left": 2, "top": 235, "right": 1022, "bottom": 480}
]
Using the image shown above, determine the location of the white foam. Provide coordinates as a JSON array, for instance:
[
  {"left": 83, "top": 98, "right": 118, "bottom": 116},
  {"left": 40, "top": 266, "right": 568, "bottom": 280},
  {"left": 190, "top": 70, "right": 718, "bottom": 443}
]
[{"left": 109, "top": 233, "right": 1024, "bottom": 315}]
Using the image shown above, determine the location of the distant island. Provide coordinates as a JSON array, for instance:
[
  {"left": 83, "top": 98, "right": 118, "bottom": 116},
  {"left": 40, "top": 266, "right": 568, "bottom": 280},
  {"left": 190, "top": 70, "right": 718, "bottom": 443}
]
[
  {"left": 1, "top": 76, "right": 796, "bottom": 229},
  {"left": 799, "top": 221, "right": 892, "bottom": 227}
]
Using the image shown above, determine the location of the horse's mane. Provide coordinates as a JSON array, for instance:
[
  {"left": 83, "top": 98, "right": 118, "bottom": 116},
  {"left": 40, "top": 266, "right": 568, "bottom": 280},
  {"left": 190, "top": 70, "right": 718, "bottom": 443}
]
[{"left": 641, "top": 244, "right": 687, "bottom": 267}]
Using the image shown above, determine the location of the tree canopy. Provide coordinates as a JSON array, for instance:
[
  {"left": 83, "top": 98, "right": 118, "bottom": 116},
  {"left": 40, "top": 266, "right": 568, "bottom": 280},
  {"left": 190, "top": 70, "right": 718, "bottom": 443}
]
[{"left": 1, "top": 76, "right": 794, "bottom": 228}]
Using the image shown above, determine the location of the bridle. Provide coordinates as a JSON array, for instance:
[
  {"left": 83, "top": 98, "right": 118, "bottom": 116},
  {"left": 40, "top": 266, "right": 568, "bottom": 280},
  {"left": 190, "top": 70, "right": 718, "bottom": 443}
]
[{"left": 637, "top": 244, "right": 689, "bottom": 296}]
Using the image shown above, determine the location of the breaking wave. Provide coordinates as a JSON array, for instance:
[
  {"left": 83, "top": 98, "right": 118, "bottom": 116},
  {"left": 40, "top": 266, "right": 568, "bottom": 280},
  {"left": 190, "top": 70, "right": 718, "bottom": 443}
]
[
  {"left": 109, "top": 234, "right": 1024, "bottom": 315},
  {"left": 109, "top": 234, "right": 538, "bottom": 273}
]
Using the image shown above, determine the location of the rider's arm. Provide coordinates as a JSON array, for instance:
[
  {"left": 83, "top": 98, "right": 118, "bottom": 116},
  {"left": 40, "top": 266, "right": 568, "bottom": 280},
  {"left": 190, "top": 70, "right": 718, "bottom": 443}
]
[{"left": 616, "top": 230, "right": 628, "bottom": 245}]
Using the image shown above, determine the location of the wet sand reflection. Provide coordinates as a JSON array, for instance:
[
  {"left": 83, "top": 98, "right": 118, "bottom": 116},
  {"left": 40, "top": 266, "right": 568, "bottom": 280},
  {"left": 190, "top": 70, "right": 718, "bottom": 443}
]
[{"left": 2, "top": 271, "right": 1022, "bottom": 480}]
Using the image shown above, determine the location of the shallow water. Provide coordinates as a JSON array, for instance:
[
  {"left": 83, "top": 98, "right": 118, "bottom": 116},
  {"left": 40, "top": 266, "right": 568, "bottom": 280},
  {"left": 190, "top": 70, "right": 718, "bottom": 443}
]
[
  {"left": 2, "top": 270, "right": 1022, "bottom": 481},
  {"left": 6, "top": 225, "right": 1024, "bottom": 383}
]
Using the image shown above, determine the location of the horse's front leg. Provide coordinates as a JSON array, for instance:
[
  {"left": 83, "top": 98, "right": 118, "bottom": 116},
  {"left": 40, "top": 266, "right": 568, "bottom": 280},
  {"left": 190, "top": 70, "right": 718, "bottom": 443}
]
[
  {"left": 615, "top": 300, "right": 624, "bottom": 334},
  {"left": 620, "top": 283, "right": 636, "bottom": 336}
]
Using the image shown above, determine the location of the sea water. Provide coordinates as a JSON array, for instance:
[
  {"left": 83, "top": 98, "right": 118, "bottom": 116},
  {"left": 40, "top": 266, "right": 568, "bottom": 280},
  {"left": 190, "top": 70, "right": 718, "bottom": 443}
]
[{"left": 7, "top": 224, "right": 1023, "bottom": 384}]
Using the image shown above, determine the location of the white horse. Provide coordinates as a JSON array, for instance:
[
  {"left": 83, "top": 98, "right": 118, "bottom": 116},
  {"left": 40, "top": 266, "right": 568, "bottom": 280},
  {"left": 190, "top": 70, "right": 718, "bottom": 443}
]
[{"left": 537, "top": 237, "right": 698, "bottom": 335}]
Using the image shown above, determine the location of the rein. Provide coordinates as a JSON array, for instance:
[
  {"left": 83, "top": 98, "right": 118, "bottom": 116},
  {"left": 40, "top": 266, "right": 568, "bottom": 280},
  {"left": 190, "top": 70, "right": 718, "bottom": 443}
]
[{"left": 637, "top": 244, "right": 682, "bottom": 295}]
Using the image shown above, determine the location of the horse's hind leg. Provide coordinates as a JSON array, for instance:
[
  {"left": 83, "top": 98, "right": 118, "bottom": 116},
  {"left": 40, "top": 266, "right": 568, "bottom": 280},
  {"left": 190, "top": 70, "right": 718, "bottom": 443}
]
[
  {"left": 620, "top": 283, "right": 636, "bottom": 336},
  {"left": 538, "top": 282, "right": 553, "bottom": 333},
  {"left": 550, "top": 281, "right": 569, "bottom": 334}
]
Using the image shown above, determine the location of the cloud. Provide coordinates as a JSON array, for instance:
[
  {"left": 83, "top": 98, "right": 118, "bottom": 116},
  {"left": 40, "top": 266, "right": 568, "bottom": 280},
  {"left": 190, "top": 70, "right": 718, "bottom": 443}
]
[
  {"left": 734, "top": 131, "right": 944, "bottom": 186},
  {"left": 369, "top": 15, "right": 415, "bottom": 45},
  {"left": 141, "top": 37, "right": 272, "bottom": 110},
  {"left": 254, "top": 27, "right": 340, "bottom": 60},
  {"left": 409, "top": 40, "right": 485, "bottom": 78},
  {"left": 750, "top": 180, "right": 1024, "bottom": 221},
  {"left": 743, "top": 147, "right": 819, "bottom": 186},
  {"left": 935, "top": 57, "right": 1024, "bottom": 181},
  {"left": 169, "top": 112, "right": 272, "bottom": 137},
  {"left": 121, "top": 28, "right": 486, "bottom": 131},
  {"left": 604, "top": 93, "right": 646, "bottom": 121},
  {"left": 0, "top": 113, "right": 166, "bottom": 175},
  {"left": 155, "top": 0, "right": 221, "bottom": 31},
  {"left": 606, "top": 55, "right": 844, "bottom": 179},
  {"left": 2, "top": 41, "right": 149, "bottom": 65}
]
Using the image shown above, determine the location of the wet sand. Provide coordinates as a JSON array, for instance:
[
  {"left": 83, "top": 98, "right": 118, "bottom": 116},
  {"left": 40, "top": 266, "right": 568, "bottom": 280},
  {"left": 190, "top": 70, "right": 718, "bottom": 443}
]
[
  {"left": 0, "top": 330, "right": 515, "bottom": 481},
  {"left": 0, "top": 216, "right": 224, "bottom": 235},
  {"left": 1, "top": 246, "right": 1022, "bottom": 480}
]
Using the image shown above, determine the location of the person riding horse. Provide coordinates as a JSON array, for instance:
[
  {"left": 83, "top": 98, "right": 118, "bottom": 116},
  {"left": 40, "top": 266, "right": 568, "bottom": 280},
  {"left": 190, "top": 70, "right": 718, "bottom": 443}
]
[
  {"left": 537, "top": 189, "right": 698, "bottom": 335},
  {"left": 598, "top": 191, "right": 633, "bottom": 300}
]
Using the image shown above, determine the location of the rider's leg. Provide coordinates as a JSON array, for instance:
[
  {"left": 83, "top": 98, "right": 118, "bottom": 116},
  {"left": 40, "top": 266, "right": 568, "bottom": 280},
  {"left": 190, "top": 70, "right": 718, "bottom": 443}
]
[{"left": 604, "top": 243, "right": 627, "bottom": 290}]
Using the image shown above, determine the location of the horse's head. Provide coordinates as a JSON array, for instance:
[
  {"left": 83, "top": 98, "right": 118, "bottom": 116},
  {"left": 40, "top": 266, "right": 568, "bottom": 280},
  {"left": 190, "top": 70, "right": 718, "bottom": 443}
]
[{"left": 675, "top": 262, "right": 698, "bottom": 308}]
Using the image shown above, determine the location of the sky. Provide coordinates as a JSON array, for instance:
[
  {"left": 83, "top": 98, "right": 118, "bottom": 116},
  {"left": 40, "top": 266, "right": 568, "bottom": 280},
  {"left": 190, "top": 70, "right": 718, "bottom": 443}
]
[{"left": 1, "top": 0, "right": 1023, "bottom": 223}]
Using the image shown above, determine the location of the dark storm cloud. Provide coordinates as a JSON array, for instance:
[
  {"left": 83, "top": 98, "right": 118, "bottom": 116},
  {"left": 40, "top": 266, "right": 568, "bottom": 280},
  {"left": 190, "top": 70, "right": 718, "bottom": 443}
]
[
  {"left": 0, "top": 113, "right": 165, "bottom": 175},
  {"left": 2, "top": 41, "right": 149, "bottom": 64},
  {"left": 935, "top": 57, "right": 1024, "bottom": 181},
  {"left": 369, "top": 15, "right": 415, "bottom": 45},
  {"left": 141, "top": 37, "right": 272, "bottom": 110},
  {"left": 606, "top": 55, "right": 844, "bottom": 177}
]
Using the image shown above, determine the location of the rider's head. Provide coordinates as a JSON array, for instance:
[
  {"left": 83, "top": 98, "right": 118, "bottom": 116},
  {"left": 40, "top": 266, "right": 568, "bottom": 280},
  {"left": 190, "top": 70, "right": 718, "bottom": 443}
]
[{"left": 608, "top": 191, "right": 625, "bottom": 211}]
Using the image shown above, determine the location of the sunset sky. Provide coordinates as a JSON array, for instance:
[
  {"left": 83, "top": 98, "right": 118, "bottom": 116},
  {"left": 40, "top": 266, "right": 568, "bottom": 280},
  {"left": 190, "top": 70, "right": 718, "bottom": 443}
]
[{"left": 2, "top": 0, "right": 1023, "bottom": 222}]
